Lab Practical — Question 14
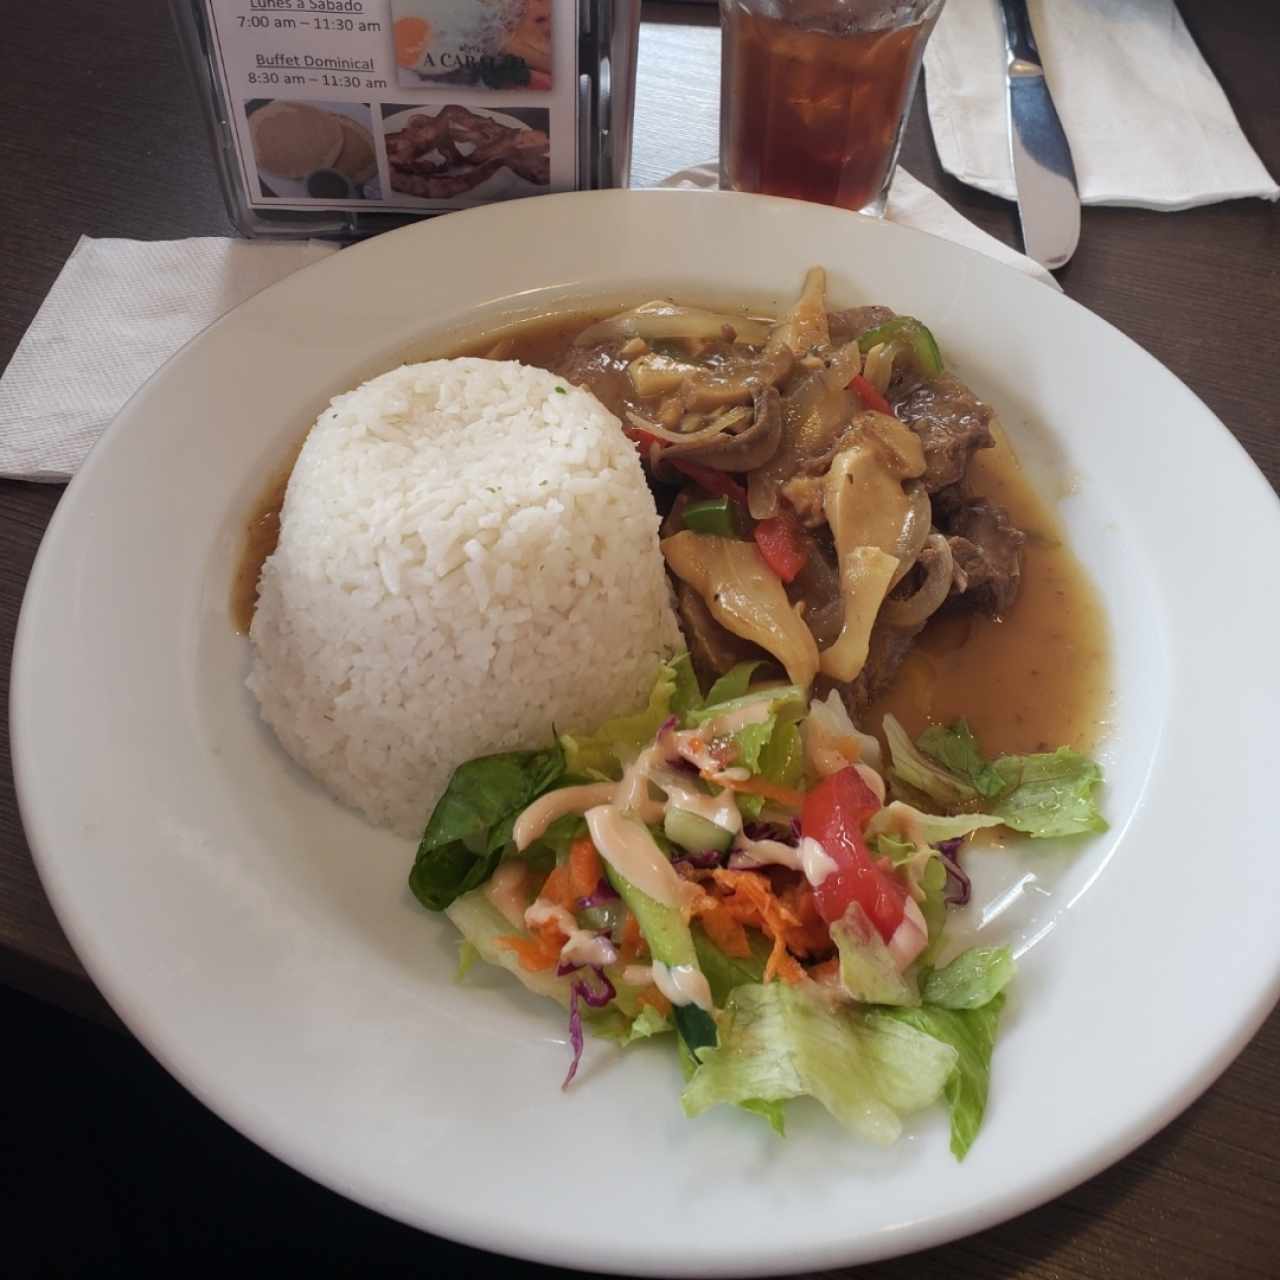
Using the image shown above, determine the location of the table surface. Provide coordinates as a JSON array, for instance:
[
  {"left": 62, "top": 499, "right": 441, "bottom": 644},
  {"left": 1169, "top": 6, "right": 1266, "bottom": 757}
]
[{"left": 2, "top": 1, "right": 1278, "bottom": 1274}]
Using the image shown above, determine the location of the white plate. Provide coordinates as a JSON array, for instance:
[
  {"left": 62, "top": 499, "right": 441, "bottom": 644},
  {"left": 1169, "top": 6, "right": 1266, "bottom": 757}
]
[{"left": 13, "top": 191, "right": 1280, "bottom": 1275}]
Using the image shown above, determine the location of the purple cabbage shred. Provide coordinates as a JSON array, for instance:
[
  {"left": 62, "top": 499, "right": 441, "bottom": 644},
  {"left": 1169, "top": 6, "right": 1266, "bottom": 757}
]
[
  {"left": 576, "top": 966, "right": 617, "bottom": 1008},
  {"left": 672, "top": 848, "right": 724, "bottom": 870},
  {"left": 577, "top": 877, "right": 620, "bottom": 909},
  {"left": 743, "top": 820, "right": 800, "bottom": 847},
  {"left": 934, "top": 838, "right": 971, "bottom": 906},
  {"left": 560, "top": 966, "right": 616, "bottom": 1089},
  {"left": 562, "top": 990, "right": 584, "bottom": 1088}
]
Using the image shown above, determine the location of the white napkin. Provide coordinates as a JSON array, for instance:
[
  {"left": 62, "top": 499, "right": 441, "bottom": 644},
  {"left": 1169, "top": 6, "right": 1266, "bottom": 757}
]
[
  {"left": 0, "top": 236, "right": 339, "bottom": 482},
  {"left": 924, "top": 0, "right": 1279, "bottom": 210},
  {"left": 659, "top": 162, "right": 1061, "bottom": 289}
]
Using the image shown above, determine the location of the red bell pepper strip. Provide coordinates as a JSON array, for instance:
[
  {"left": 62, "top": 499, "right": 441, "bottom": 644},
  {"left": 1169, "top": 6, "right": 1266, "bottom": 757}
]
[
  {"left": 667, "top": 458, "right": 748, "bottom": 506},
  {"left": 848, "top": 374, "right": 892, "bottom": 416},
  {"left": 801, "top": 767, "right": 907, "bottom": 942},
  {"left": 752, "top": 507, "right": 809, "bottom": 583}
]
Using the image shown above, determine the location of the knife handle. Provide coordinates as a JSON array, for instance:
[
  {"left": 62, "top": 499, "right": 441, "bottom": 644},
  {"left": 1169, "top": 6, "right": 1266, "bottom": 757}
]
[{"left": 999, "top": 0, "right": 1040, "bottom": 67}]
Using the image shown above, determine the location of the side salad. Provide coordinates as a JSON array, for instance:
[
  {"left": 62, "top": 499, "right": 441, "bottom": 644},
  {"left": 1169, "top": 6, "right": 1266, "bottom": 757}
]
[{"left": 409, "top": 655, "right": 1106, "bottom": 1157}]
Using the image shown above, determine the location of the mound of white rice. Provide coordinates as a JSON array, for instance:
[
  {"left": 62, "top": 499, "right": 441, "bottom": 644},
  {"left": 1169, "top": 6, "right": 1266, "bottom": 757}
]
[{"left": 248, "top": 359, "right": 681, "bottom": 838}]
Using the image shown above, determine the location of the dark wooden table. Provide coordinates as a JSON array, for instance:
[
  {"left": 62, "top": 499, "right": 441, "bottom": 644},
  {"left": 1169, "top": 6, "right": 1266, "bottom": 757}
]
[{"left": 2, "top": 2, "right": 1278, "bottom": 1275}]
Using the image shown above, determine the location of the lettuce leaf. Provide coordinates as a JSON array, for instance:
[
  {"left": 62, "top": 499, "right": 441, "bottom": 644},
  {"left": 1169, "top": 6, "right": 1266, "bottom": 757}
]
[
  {"left": 866, "top": 801, "right": 1004, "bottom": 847},
  {"left": 668, "top": 651, "right": 703, "bottom": 721},
  {"left": 857, "top": 1011, "right": 962, "bottom": 1113},
  {"left": 682, "top": 982, "right": 955, "bottom": 1145},
  {"left": 871, "top": 832, "right": 916, "bottom": 862},
  {"left": 922, "top": 947, "right": 1016, "bottom": 1010},
  {"left": 831, "top": 903, "right": 919, "bottom": 1007},
  {"left": 410, "top": 743, "right": 566, "bottom": 910},
  {"left": 692, "top": 926, "right": 771, "bottom": 1006},
  {"left": 704, "top": 660, "right": 765, "bottom": 707},
  {"left": 917, "top": 854, "right": 950, "bottom": 968},
  {"left": 739, "top": 1097, "right": 788, "bottom": 1136},
  {"left": 992, "top": 748, "right": 1108, "bottom": 838},
  {"left": 687, "top": 686, "right": 806, "bottom": 738},
  {"left": 758, "top": 717, "right": 804, "bottom": 789},
  {"left": 876, "top": 995, "right": 1005, "bottom": 1159},
  {"left": 561, "top": 664, "right": 679, "bottom": 779},
  {"left": 917, "top": 721, "right": 1006, "bottom": 799},
  {"left": 913, "top": 722, "right": 1108, "bottom": 839},
  {"left": 883, "top": 714, "right": 977, "bottom": 808},
  {"left": 733, "top": 716, "right": 777, "bottom": 774},
  {"left": 589, "top": 1002, "right": 672, "bottom": 1046}
]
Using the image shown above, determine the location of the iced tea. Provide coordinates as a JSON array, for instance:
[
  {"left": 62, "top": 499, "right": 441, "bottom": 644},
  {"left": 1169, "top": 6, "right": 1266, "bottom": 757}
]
[{"left": 719, "top": 0, "right": 943, "bottom": 214}]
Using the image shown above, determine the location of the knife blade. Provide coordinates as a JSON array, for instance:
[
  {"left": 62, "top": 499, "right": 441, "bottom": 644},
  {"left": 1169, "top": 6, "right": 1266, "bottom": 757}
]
[{"left": 996, "top": 0, "right": 1080, "bottom": 270}]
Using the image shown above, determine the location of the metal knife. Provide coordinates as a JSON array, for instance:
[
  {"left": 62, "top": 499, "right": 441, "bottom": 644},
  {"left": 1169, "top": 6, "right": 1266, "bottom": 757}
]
[{"left": 996, "top": 0, "right": 1080, "bottom": 270}]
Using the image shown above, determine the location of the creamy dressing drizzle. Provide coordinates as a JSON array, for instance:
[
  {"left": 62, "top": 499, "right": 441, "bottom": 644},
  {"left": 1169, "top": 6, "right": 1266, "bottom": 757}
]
[
  {"left": 651, "top": 961, "right": 713, "bottom": 1011},
  {"left": 887, "top": 896, "right": 929, "bottom": 971},
  {"left": 615, "top": 742, "right": 668, "bottom": 825},
  {"left": 584, "top": 805, "right": 694, "bottom": 911},
  {"left": 732, "top": 832, "right": 838, "bottom": 887},
  {"left": 524, "top": 898, "right": 618, "bottom": 969},
  {"left": 701, "top": 699, "right": 774, "bottom": 737},
  {"left": 652, "top": 767, "right": 742, "bottom": 833},
  {"left": 513, "top": 782, "right": 618, "bottom": 851}
]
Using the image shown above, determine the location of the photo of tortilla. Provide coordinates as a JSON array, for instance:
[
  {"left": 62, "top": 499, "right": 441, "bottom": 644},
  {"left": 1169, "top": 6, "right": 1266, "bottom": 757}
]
[
  {"left": 245, "top": 101, "right": 380, "bottom": 202},
  {"left": 249, "top": 102, "right": 343, "bottom": 179},
  {"left": 331, "top": 115, "right": 378, "bottom": 185}
]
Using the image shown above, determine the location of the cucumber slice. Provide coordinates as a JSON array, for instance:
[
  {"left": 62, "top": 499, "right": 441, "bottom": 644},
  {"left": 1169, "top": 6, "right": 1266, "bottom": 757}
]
[
  {"left": 605, "top": 864, "right": 718, "bottom": 1058},
  {"left": 664, "top": 806, "right": 735, "bottom": 854}
]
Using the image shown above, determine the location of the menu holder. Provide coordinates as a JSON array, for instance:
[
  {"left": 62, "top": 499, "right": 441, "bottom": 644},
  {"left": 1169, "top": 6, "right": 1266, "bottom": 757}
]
[{"left": 173, "top": 0, "right": 641, "bottom": 238}]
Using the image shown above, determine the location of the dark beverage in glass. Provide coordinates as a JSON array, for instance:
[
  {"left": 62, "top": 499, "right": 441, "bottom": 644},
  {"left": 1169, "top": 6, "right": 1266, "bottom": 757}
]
[{"left": 720, "top": 0, "right": 944, "bottom": 215}]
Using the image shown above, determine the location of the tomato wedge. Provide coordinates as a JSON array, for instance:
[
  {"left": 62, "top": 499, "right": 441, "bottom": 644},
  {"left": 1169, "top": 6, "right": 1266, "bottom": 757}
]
[
  {"left": 802, "top": 767, "right": 907, "bottom": 942},
  {"left": 752, "top": 506, "right": 809, "bottom": 583},
  {"left": 848, "top": 374, "right": 892, "bottom": 416}
]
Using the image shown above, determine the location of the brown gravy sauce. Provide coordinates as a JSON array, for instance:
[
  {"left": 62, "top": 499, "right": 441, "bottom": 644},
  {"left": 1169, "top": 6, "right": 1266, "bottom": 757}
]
[
  {"left": 230, "top": 459, "right": 293, "bottom": 635},
  {"left": 233, "top": 312, "right": 1111, "bottom": 756},
  {"left": 865, "top": 431, "right": 1111, "bottom": 757}
]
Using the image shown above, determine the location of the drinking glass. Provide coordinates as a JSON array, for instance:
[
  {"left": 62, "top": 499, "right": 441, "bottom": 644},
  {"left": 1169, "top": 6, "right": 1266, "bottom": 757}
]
[{"left": 719, "top": 0, "right": 946, "bottom": 216}]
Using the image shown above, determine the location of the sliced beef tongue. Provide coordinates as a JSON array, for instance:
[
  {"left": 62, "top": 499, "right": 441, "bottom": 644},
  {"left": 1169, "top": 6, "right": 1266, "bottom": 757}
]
[
  {"left": 943, "top": 498, "right": 1026, "bottom": 617},
  {"left": 892, "top": 373, "right": 995, "bottom": 493},
  {"left": 835, "top": 618, "right": 925, "bottom": 715},
  {"left": 827, "top": 306, "right": 897, "bottom": 345}
]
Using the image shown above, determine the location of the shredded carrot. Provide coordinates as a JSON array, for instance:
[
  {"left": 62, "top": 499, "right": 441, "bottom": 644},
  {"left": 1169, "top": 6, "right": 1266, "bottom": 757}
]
[
  {"left": 778, "top": 880, "right": 833, "bottom": 957},
  {"left": 707, "top": 867, "right": 805, "bottom": 984},
  {"left": 808, "top": 956, "right": 840, "bottom": 985},
  {"left": 636, "top": 985, "right": 672, "bottom": 1018},
  {"left": 769, "top": 949, "right": 806, "bottom": 985},
  {"left": 495, "top": 932, "right": 561, "bottom": 972},
  {"left": 568, "top": 835, "right": 603, "bottom": 901},
  {"left": 698, "top": 903, "right": 752, "bottom": 958},
  {"left": 539, "top": 863, "right": 576, "bottom": 911},
  {"left": 618, "top": 911, "right": 647, "bottom": 964},
  {"left": 714, "top": 774, "right": 807, "bottom": 810}
]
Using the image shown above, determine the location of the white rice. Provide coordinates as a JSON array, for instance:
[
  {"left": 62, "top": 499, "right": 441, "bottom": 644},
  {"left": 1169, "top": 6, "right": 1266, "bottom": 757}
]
[{"left": 248, "top": 359, "right": 681, "bottom": 838}]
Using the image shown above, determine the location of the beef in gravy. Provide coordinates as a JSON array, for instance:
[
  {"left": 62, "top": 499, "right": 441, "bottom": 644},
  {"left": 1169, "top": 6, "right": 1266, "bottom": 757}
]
[{"left": 237, "top": 286, "right": 1109, "bottom": 760}]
